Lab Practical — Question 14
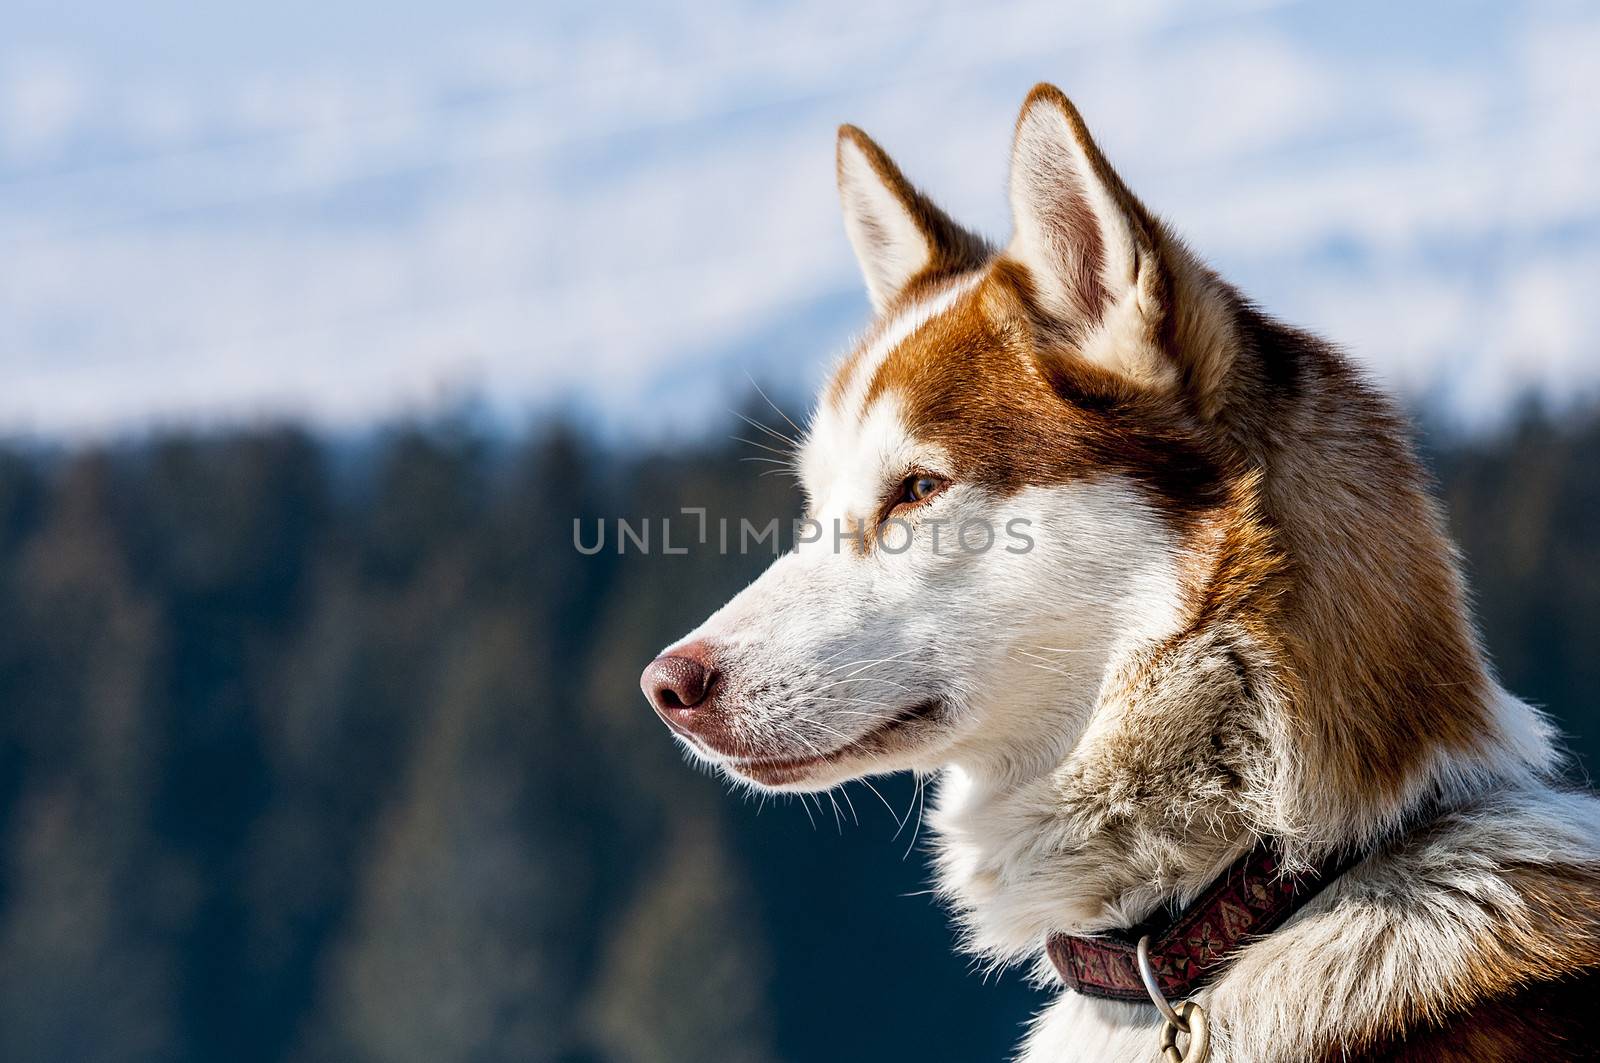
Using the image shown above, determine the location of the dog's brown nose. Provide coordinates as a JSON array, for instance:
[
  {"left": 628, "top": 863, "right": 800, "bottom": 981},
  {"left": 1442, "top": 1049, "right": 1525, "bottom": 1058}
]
[{"left": 641, "top": 643, "right": 719, "bottom": 732}]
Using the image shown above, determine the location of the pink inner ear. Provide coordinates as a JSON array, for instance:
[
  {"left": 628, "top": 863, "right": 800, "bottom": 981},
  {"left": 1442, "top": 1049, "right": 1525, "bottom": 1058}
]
[{"left": 1039, "top": 165, "right": 1109, "bottom": 323}]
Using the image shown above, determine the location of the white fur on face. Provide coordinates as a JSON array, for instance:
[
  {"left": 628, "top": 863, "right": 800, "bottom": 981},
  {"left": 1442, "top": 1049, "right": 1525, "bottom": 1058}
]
[
  {"left": 814, "top": 278, "right": 976, "bottom": 435},
  {"left": 660, "top": 292, "right": 1187, "bottom": 794}
]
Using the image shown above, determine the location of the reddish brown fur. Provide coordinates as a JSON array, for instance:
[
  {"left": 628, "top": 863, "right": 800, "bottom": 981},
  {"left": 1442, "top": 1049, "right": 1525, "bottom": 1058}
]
[
  {"left": 827, "top": 87, "right": 1592, "bottom": 1058},
  {"left": 835, "top": 92, "right": 1498, "bottom": 851},
  {"left": 1313, "top": 856, "right": 1600, "bottom": 1061},
  {"left": 1329, "top": 967, "right": 1600, "bottom": 1062},
  {"left": 862, "top": 270, "right": 1228, "bottom": 523}
]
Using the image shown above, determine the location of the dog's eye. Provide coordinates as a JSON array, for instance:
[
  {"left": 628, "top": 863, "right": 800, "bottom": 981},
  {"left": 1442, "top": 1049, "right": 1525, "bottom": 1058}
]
[{"left": 900, "top": 474, "right": 947, "bottom": 505}]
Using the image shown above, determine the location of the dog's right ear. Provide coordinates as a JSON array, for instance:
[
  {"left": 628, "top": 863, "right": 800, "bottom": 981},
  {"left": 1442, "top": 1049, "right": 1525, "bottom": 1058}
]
[{"left": 836, "top": 125, "right": 988, "bottom": 314}]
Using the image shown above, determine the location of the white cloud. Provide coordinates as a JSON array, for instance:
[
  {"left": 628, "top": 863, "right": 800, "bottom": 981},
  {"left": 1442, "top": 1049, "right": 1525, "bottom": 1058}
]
[
  {"left": 0, "top": 53, "right": 92, "bottom": 161},
  {"left": 0, "top": 0, "right": 1597, "bottom": 436}
]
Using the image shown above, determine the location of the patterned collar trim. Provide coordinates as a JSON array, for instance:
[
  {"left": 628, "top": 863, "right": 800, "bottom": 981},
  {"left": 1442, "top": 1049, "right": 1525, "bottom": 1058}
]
[{"left": 1045, "top": 841, "right": 1360, "bottom": 1003}]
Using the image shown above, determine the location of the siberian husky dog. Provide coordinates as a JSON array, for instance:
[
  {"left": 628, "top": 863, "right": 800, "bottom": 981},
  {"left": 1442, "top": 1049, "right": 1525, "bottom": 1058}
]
[{"left": 641, "top": 85, "right": 1600, "bottom": 1061}]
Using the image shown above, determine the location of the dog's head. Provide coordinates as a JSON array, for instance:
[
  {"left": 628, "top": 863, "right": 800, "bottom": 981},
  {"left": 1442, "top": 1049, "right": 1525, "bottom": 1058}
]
[{"left": 642, "top": 86, "right": 1245, "bottom": 791}]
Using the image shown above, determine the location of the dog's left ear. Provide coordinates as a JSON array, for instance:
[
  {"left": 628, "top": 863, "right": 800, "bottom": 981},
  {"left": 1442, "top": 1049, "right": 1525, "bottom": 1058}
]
[
  {"left": 837, "top": 125, "right": 989, "bottom": 314},
  {"left": 1007, "top": 85, "right": 1236, "bottom": 408}
]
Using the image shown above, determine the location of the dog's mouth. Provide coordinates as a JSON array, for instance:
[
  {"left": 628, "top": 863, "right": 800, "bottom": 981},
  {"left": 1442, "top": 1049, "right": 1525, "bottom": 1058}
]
[{"left": 723, "top": 698, "right": 945, "bottom": 787}]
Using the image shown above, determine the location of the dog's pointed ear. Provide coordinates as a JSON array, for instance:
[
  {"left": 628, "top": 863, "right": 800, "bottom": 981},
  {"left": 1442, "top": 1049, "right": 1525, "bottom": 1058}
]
[
  {"left": 837, "top": 125, "right": 988, "bottom": 314},
  {"left": 1006, "top": 85, "right": 1235, "bottom": 402}
]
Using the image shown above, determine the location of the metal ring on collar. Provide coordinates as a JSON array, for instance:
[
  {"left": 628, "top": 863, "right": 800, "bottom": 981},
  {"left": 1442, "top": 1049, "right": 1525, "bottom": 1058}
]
[
  {"left": 1135, "top": 934, "right": 1186, "bottom": 1031},
  {"left": 1157, "top": 1001, "right": 1211, "bottom": 1063}
]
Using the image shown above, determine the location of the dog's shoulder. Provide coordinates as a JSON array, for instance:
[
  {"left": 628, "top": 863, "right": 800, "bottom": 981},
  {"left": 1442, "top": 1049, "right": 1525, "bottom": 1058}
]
[
  {"left": 1210, "top": 784, "right": 1600, "bottom": 1062},
  {"left": 1331, "top": 965, "right": 1600, "bottom": 1062}
]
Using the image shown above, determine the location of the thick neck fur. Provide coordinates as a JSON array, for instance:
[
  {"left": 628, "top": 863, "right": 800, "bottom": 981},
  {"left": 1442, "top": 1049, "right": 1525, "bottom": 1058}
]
[
  {"left": 929, "top": 292, "right": 1565, "bottom": 992},
  {"left": 1016, "top": 781, "right": 1600, "bottom": 1062}
]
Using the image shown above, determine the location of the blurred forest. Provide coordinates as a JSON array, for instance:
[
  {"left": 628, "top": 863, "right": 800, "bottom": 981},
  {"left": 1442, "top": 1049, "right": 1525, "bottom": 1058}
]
[{"left": 0, "top": 399, "right": 1594, "bottom": 1063}]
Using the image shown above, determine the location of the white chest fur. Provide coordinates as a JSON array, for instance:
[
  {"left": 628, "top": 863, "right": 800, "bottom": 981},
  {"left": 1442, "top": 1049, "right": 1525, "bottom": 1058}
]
[{"left": 1019, "top": 993, "right": 1167, "bottom": 1063}]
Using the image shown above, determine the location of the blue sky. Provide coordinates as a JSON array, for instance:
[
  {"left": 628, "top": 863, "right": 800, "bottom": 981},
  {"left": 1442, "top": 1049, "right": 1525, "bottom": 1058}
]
[{"left": 2, "top": 0, "right": 1598, "bottom": 436}]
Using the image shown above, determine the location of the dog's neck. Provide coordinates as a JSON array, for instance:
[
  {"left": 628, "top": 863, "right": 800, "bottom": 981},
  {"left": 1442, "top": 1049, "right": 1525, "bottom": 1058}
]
[
  {"left": 931, "top": 313, "right": 1559, "bottom": 981},
  {"left": 930, "top": 421, "right": 1552, "bottom": 977},
  {"left": 928, "top": 629, "right": 1271, "bottom": 968},
  {"left": 928, "top": 546, "right": 1553, "bottom": 980},
  {"left": 924, "top": 465, "right": 1584, "bottom": 1051},
  {"left": 928, "top": 663, "right": 1551, "bottom": 980}
]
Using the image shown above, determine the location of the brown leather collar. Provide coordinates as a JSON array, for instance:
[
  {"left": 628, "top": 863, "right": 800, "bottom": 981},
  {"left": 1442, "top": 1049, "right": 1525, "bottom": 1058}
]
[{"left": 1045, "top": 841, "right": 1360, "bottom": 1003}]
